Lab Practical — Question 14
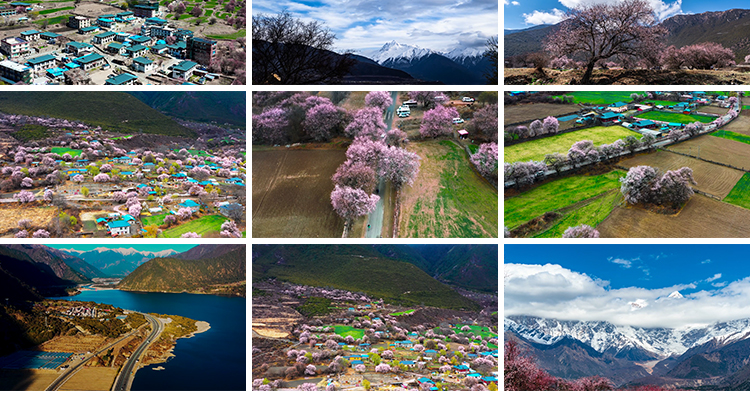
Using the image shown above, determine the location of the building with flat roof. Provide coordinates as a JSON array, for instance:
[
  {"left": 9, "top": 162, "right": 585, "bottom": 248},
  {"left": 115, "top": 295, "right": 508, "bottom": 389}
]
[
  {"left": 68, "top": 15, "right": 90, "bottom": 29},
  {"left": 0, "top": 60, "right": 31, "bottom": 83},
  {"left": 104, "top": 72, "right": 137, "bottom": 85},
  {"left": 188, "top": 37, "right": 216, "bottom": 66},
  {"left": 132, "top": 3, "right": 157, "bottom": 17},
  {"left": 0, "top": 7, "right": 17, "bottom": 16},
  {"left": 0, "top": 37, "right": 29, "bottom": 59}
]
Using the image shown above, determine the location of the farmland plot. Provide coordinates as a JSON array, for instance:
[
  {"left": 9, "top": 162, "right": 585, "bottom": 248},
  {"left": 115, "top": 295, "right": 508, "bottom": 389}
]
[
  {"left": 696, "top": 106, "right": 729, "bottom": 116},
  {"left": 598, "top": 194, "right": 750, "bottom": 238},
  {"left": 504, "top": 103, "right": 580, "bottom": 124},
  {"left": 668, "top": 135, "right": 750, "bottom": 170},
  {"left": 618, "top": 151, "right": 743, "bottom": 199},
  {"left": 505, "top": 126, "right": 640, "bottom": 163},
  {"left": 253, "top": 149, "right": 346, "bottom": 237},
  {"left": 721, "top": 112, "right": 750, "bottom": 135}
]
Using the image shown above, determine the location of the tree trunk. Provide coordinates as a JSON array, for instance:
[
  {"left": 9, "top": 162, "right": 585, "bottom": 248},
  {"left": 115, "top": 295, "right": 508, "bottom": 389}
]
[{"left": 582, "top": 61, "right": 596, "bottom": 84}]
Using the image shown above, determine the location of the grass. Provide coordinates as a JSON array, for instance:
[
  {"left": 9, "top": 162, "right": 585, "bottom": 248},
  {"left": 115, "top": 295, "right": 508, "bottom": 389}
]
[
  {"left": 724, "top": 172, "right": 750, "bottom": 210},
  {"left": 452, "top": 325, "right": 497, "bottom": 339},
  {"left": 160, "top": 215, "right": 227, "bottom": 238},
  {"left": 329, "top": 325, "right": 365, "bottom": 340},
  {"left": 468, "top": 144, "right": 478, "bottom": 154},
  {"left": 534, "top": 190, "right": 621, "bottom": 238},
  {"left": 33, "top": 14, "right": 72, "bottom": 25},
  {"left": 141, "top": 213, "right": 167, "bottom": 227},
  {"left": 206, "top": 29, "right": 245, "bottom": 40},
  {"left": 110, "top": 135, "right": 133, "bottom": 140},
  {"left": 50, "top": 146, "right": 82, "bottom": 156},
  {"left": 504, "top": 126, "right": 641, "bottom": 163},
  {"left": 204, "top": 9, "right": 212, "bottom": 16},
  {"left": 711, "top": 129, "right": 750, "bottom": 145},
  {"left": 636, "top": 111, "right": 716, "bottom": 124},
  {"left": 389, "top": 309, "right": 415, "bottom": 316},
  {"left": 39, "top": 6, "right": 73, "bottom": 14},
  {"left": 505, "top": 170, "right": 625, "bottom": 230},
  {"left": 552, "top": 91, "right": 643, "bottom": 105},
  {"left": 174, "top": 148, "right": 212, "bottom": 157},
  {"left": 644, "top": 100, "right": 683, "bottom": 107}
]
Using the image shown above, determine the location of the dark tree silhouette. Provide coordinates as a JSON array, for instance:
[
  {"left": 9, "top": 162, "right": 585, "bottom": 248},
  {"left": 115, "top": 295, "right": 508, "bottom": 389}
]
[
  {"left": 484, "top": 36, "right": 498, "bottom": 84},
  {"left": 252, "top": 11, "right": 356, "bottom": 84}
]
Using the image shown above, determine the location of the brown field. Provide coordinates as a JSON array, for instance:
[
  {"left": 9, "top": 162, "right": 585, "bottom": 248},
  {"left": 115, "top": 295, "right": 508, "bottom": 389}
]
[
  {"left": 668, "top": 135, "right": 750, "bottom": 170},
  {"left": 252, "top": 149, "right": 346, "bottom": 237},
  {"left": 722, "top": 113, "right": 750, "bottom": 135},
  {"left": 598, "top": 194, "right": 750, "bottom": 237},
  {"left": 618, "top": 151, "right": 743, "bottom": 198},
  {"left": 504, "top": 103, "right": 580, "bottom": 124},
  {"left": 58, "top": 367, "right": 118, "bottom": 391},
  {"left": 338, "top": 92, "right": 367, "bottom": 112},
  {"left": 697, "top": 106, "right": 729, "bottom": 116},
  {"left": 0, "top": 369, "right": 58, "bottom": 391},
  {"left": 505, "top": 68, "right": 750, "bottom": 85},
  {"left": 0, "top": 207, "right": 57, "bottom": 235},
  {"left": 36, "top": 334, "right": 108, "bottom": 353}
]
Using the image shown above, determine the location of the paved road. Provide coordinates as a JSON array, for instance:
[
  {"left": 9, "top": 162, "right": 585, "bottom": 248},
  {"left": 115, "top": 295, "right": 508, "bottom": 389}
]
[
  {"left": 365, "top": 179, "right": 386, "bottom": 238},
  {"left": 46, "top": 315, "right": 149, "bottom": 391},
  {"left": 113, "top": 313, "right": 163, "bottom": 391}
]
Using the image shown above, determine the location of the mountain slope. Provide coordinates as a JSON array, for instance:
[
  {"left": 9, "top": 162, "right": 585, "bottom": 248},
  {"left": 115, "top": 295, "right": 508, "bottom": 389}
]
[
  {"left": 127, "top": 92, "right": 246, "bottom": 127},
  {"left": 0, "top": 92, "right": 196, "bottom": 137},
  {"left": 406, "top": 245, "right": 499, "bottom": 292},
  {"left": 3, "top": 245, "right": 93, "bottom": 284},
  {"left": 59, "top": 247, "right": 180, "bottom": 277},
  {"left": 661, "top": 9, "right": 750, "bottom": 62},
  {"left": 252, "top": 245, "right": 478, "bottom": 310},
  {"left": 118, "top": 245, "right": 245, "bottom": 293},
  {"left": 0, "top": 246, "right": 76, "bottom": 298}
]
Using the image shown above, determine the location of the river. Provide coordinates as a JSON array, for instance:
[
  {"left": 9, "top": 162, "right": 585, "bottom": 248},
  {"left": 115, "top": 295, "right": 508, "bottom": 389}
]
[{"left": 54, "top": 289, "right": 246, "bottom": 391}]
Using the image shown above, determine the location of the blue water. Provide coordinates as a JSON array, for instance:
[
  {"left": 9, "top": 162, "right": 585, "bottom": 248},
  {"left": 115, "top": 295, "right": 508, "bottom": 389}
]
[{"left": 53, "top": 290, "right": 246, "bottom": 391}]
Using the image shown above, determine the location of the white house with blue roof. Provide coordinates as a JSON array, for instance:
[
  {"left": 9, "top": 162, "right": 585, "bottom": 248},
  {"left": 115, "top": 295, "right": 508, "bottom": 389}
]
[{"left": 107, "top": 220, "right": 131, "bottom": 236}]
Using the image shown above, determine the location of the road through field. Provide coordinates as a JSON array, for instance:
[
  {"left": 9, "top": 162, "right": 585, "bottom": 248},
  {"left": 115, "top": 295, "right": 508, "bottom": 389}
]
[
  {"left": 365, "top": 91, "right": 397, "bottom": 238},
  {"left": 112, "top": 313, "right": 162, "bottom": 391}
]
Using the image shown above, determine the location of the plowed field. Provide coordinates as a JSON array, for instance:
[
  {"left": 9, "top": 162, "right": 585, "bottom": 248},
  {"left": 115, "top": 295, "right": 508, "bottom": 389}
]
[
  {"left": 721, "top": 113, "right": 750, "bottom": 135},
  {"left": 252, "top": 149, "right": 346, "bottom": 238},
  {"left": 598, "top": 194, "right": 750, "bottom": 237},
  {"left": 504, "top": 103, "right": 580, "bottom": 124},
  {"left": 618, "top": 151, "right": 743, "bottom": 198},
  {"left": 668, "top": 135, "right": 750, "bottom": 171}
]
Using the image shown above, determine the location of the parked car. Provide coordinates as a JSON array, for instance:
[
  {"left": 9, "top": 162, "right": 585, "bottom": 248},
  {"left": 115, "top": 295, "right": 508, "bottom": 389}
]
[
  {"left": 462, "top": 97, "right": 475, "bottom": 102},
  {"left": 452, "top": 117, "right": 464, "bottom": 124}
]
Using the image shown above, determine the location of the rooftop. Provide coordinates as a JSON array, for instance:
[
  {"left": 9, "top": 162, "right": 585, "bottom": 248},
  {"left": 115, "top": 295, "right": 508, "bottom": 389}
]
[
  {"left": 0, "top": 60, "right": 30, "bottom": 72},
  {"left": 132, "top": 56, "right": 152, "bottom": 65},
  {"left": 74, "top": 53, "right": 104, "bottom": 64},
  {"left": 173, "top": 60, "right": 197, "bottom": 72},
  {"left": 105, "top": 73, "right": 137, "bottom": 85},
  {"left": 26, "top": 54, "right": 55, "bottom": 65}
]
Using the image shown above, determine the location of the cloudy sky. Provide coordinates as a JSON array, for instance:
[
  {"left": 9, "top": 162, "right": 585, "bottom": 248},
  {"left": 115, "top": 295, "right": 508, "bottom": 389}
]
[
  {"left": 252, "top": 0, "right": 498, "bottom": 54},
  {"left": 504, "top": 0, "right": 737, "bottom": 30},
  {"left": 505, "top": 244, "right": 750, "bottom": 329}
]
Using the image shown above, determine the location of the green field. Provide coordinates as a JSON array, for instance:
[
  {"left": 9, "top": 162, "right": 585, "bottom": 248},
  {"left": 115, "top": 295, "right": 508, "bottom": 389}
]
[
  {"left": 401, "top": 140, "right": 498, "bottom": 238},
  {"left": 505, "top": 170, "right": 625, "bottom": 230},
  {"left": 328, "top": 325, "right": 365, "bottom": 340},
  {"left": 141, "top": 213, "right": 167, "bottom": 227},
  {"left": 33, "top": 13, "right": 72, "bottom": 25},
  {"left": 644, "top": 100, "right": 683, "bottom": 107},
  {"left": 39, "top": 6, "right": 73, "bottom": 14},
  {"left": 110, "top": 135, "right": 133, "bottom": 140},
  {"left": 453, "top": 325, "right": 497, "bottom": 339},
  {"left": 552, "top": 91, "right": 642, "bottom": 105},
  {"left": 504, "top": 126, "right": 641, "bottom": 163},
  {"left": 160, "top": 215, "right": 227, "bottom": 237},
  {"left": 534, "top": 190, "right": 620, "bottom": 238},
  {"left": 389, "top": 309, "right": 415, "bottom": 316},
  {"left": 175, "top": 149, "right": 212, "bottom": 157},
  {"left": 711, "top": 129, "right": 750, "bottom": 145},
  {"left": 724, "top": 173, "right": 750, "bottom": 210},
  {"left": 50, "top": 147, "right": 82, "bottom": 156},
  {"left": 206, "top": 29, "right": 245, "bottom": 40},
  {"left": 636, "top": 111, "right": 716, "bottom": 124}
]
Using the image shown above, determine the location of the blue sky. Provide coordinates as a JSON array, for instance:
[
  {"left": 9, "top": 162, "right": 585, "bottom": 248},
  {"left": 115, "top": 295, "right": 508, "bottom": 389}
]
[
  {"left": 505, "top": 0, "right": 738, "bottom": 30},
  {"left": 253, "top": 0, "right": 498, "bottom": 54},
  {"left": 46, "top": 244, "right": 196, "bottom": 253},
  {"left": 505, "top": 244, "right": 750, "bottom": 328}
]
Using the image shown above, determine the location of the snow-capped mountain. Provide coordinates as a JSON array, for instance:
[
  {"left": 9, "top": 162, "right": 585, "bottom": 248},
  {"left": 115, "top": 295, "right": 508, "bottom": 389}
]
[
  {"left": 445, "top": 46, "right": 486, "bottom": 63},
  {"left": 58, "top": 247, "right": 180, "bottom": 277},
  {"left": 367, "top": 41, "right": 435, "bottom": 64},
  {"left": 505, "top": 315, "right": 750, "bottom": 359}
]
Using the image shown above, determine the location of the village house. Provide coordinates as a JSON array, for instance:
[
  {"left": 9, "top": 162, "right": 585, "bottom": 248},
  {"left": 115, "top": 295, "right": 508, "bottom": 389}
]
[
  {"left": 19, "top": 29, "right": 40, "bottom": 42},
  {"left": 25, "top": 54, "right": 56, "bottom": 73},
  {"left": 124, "top": 44, "right": 148, "bottom": 58},
  {"left": 131, "top": 56, "right": 155, "bottom": 73},
  {"left": 92, "top": 31, "right": 116, "bottom": 45},
  {"left": 73, "top": 53, "right": 106, "bottom": 72},
  {"left": 68, "top": 15, "right": 90, "bottom": 30},
  {"left": 105, "top": 73, "right": 137, "bottom": 85},
  {"left": 107, "top": 220, "right": 131, "bottom": 236},
  {"left": 178, "top": 199, "right": 200, "bottom": 212},
  {"left": 171, "top": 60, "right": 197, "bottom": 79},
  {"left": 66, "top": 42, "right": 94, "bottom": 56},
  {"left": 1, "top": 37, "right": 29, "bottom": 59},
  {"left": 606, "top": 101, "right": 630, "bottom": 113}
]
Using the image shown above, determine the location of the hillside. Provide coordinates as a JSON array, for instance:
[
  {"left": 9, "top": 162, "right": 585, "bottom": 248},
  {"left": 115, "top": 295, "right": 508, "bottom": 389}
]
[
  {"left": 59, "top": 247, "right": 179, "bottom": 277},
  {"left": 0, "top": 92, "right": 196, "bottom": 138},
  {"left": 128, "top": 92, "right": 246, "bottom": 127},
  {"left": 5, "top": 245, "right": 102, "bottom": 283},
  {"left": 118, "top": 245, "right": 245, "bottom": 293},
  {"left": 0, "top": 246, "right": 76, "bottom": 298},
  {"left": 252, "top": 245, "right": 479, "bottom": 311},
  {"left": 401, "top": 245, "right": 499, "bottom": 292}
]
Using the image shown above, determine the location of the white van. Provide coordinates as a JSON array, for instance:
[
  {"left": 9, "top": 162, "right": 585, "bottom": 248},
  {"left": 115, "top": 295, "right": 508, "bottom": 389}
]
[{"left": 397, "top": 105, "right": 410, "bottom": 117}]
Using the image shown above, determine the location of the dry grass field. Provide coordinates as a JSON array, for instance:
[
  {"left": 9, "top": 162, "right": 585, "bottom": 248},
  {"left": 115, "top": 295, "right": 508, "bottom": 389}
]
[
  {"left": 0, "top": 207, "right": 56, "bottom": 235},
  {"left": 618, "top": 151, "right": 743, "bottom": 198},
  {"left": 696, "top": 106, "right": 729, "bottom": 115},
  {"left": 598, "top": 194, "right": 750, "bottom": 237},
  {"left": 58, "top": 367, "right": 118, "bottom": 391},
  {"left": 0, "top": 369, "right": 58, "bottom": 391},
  {"left": 252, "top": 149, "right": 346, "bottom": 237},
  {"left": 721, "top": 111, "right": 750, "bottom": 135},
  {"left": 37, "top": 334, "right": 108, "bottom": 353},
  {"left": 668, "top": 135, "right": 750, "bottom": 170}
]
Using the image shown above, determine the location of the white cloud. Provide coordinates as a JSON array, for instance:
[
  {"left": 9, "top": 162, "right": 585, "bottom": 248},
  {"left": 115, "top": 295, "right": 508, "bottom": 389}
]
[
  {"left": 505, "top": 263, "right": 750, "bottom": 329},
  {"left": 702, "top": 259, "right": 712, "bottom": 264},
  {"left": 522, "top": 8, "right": 566, "bottom": 25},
  {"left": 556, "top": 0, "right": 683, "bottom": 21},
  {"left": 511, "top": 1, "right": 519, "bottom": 4},
  {"left": 609, "top": 256, "right": 635, "bottom": 268}
]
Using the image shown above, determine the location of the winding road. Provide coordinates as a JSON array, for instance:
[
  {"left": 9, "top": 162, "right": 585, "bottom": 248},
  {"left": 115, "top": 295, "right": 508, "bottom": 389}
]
[{"left": 112, "top": 313, "right": 163, "bottom": 391}]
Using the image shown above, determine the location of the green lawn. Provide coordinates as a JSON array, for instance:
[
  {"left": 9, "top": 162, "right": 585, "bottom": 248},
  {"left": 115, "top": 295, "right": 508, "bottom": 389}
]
[
  {"left": 534, "top": 190, "right": 620, "bottom": 238},
  {"left": 206, "top": 29, "right": 245, "bottom": 40},
  {"left": 33, "top": 14, "right": 72, "bottom": 25},
  {"left": 328, "top": 325, "right": 365, "bottom": 339},
  {"left": 505, "top": 170, "right": 625, "bottom": 230},
  {"left": 389, "top": 309, "right": 415, "bottom": 316},
  {"left": 453, "top": 325, "right": 497, "bottom": 339},
  {"left": 39, "top": 6, "right": 74, "bottom": 14},
  {"left": 552, "top": 91, "right": 643, "bottom": 105},
  {"left": 644, "top": 100, "right": 683, "bottom": 107},
  {"left": 636, "top": 111, "right": 716, "bottom": 124},
  {"left": 174, "top": 148, "right": 212, "bottom": 157},
  {"left": 711, "top": 130, "right": 750, "bottom": 145},
  {"left": 724, "top": 173, "right": 750, "bottom": 210},
  {"left": 160, "top": 215, "right": 227, "bottom": 237},
  {"left": 50, "top": 146, "right": 82, "bottom": 156},
  {"left": 141, "top": 213, "right": 167, "bottom": 227},
  {"left": 743, "top": 105, "right": 750, "bottom": 110},
  {"left": 204, "top": 9, "right": 213, "bottom": 16},
  {"left": 111, "top": 135, "right": 133, "bottom": 140},
  {"left": 504, "top": 126, "right": 641, "bottom": 163}
]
